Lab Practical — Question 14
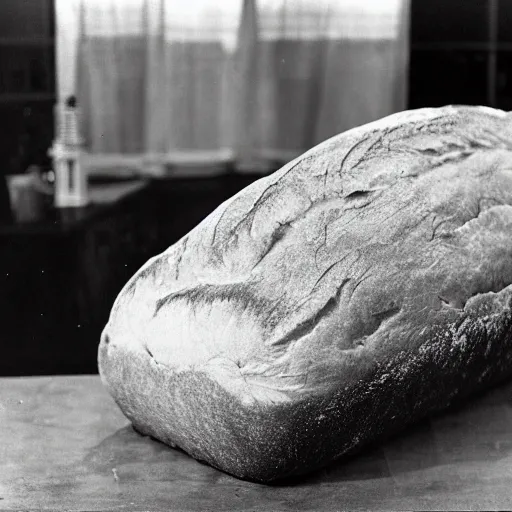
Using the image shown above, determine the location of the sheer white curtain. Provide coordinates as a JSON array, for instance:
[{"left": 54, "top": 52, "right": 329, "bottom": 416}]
[
  {"left": 235, "top": 0, "right": 410, "bottom": 171},
  {"left": 55, "top": 0, "right": 410, "bottom": 177}
]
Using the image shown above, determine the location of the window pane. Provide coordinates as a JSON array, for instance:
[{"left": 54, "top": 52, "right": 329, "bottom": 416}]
[
  {"left": 0, "top": 101, "right": 55, "bottom": 175},
  {"left": 409, "top": 50, "right": 488, "bottom": 108},
  {"left": 498, "top": 0, "right": 512, "bottom": 42},
  {"left": 497, "top": 51, "right": 512, "bottom": 110},
  {"left": 411, "top": 0, "right": 489, "bottom": 43},
  {"left": 0, "top": 46, "right": 54, "bottom": 94}
]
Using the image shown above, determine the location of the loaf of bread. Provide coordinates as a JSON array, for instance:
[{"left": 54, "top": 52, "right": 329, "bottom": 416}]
[{"left": 99, "top": 105, "right": 512, "bottom": 482}]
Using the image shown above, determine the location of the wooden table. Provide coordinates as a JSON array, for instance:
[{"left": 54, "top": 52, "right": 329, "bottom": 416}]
[{"left": 2, "top": 375, "right": 512, "bottom": 510}]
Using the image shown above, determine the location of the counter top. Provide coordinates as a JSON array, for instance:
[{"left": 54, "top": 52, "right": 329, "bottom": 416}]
[
  {"left": 0, "top": 179, "right": 149, "bottom": 236},
  {"left": 2, "top": 375, "right": 512, "bottom": 511}
]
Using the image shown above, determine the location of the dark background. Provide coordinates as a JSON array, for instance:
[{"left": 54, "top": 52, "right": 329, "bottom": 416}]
[{"left": 1, "top": 0, "right": 511, "bottom": 376}]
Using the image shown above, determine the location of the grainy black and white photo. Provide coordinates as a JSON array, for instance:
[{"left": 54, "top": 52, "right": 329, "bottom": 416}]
[{"left": 1, "top": 0, "right": 512, "bottom": 510}]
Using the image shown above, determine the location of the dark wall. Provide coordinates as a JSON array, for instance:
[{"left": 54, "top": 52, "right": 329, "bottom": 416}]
[
  {"left": 409, "top": 0, "right": 512, "bottom": 111},
  {"left": 0, "top": 0, "right": 55, "bottom": 176}
]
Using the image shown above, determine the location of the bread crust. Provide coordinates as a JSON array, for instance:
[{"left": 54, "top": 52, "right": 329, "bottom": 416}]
[{"left": 99, "top": 106, "right": 512, "bottom": 482}]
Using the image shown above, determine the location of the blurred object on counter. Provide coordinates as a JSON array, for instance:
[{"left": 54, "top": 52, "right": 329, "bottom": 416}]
[{"left": 5, "top": 172, "right": 46, "bottom": 223}]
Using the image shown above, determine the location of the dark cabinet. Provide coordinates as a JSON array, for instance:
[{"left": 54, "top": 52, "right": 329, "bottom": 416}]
[{"left": 0, "top": 181, "right": 162, "bottom": 376}]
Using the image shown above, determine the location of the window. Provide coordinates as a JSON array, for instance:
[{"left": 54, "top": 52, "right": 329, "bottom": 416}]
[{"left": 409, "top": 0, "right": 510, "bottom": 110}]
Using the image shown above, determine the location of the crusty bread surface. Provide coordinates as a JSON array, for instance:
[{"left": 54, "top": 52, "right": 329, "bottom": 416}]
[{"left": 99, "top": 106, "right": 512, "bottom": 482}]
